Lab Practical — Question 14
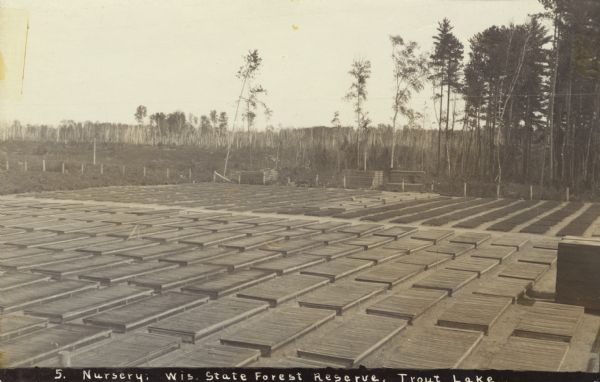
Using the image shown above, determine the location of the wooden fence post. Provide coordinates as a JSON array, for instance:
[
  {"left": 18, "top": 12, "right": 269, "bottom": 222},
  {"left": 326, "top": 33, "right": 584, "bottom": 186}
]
[
  {"left": 93, "top": 139, "right": 96, "bottom": 165},
  {"left": 315, "top": 174, "right": 319, "bottom": 187},
  {"left": 143, "top": 167, "right": 146, "bottom": 177},
  {"left": 61, "top": 162, "right": 65, "bottom": 174},
  {"left": 166, "top": 168, "right": 170, "bottom": 179},
  {"left": 431, "top": 182, "right": 434, "bottom": 192},
  {"left": 81, "top": 163, "right": 84, "bottom": 174},
  {"left": 100, "top": 163, "right": 104, "bottom": 174},
  {"left": 42, "top": 159, "right": 46, "bottom": 172},
  {"left": 189, "top": 168, "right": 192, "bottom": 180},
  {"left": 530, "top": 185, "right": 533, "bottom": 200},
  {"left": 402, "top": 178, "right": 405, "bottom": 192},
  {"left": 213, "top": 171, "right": 216, "bottom": 183},
  {"left": 464, "top": 182, "right": 467, "bottom": 198},
  {"left": 566, "top": 187, "right": 570, "bottom": 202},
  {"left": 496, "top": 184, "right": 501, "bottom": 199},
  {"left": 343, "top": 175, "right": 347, "bottom": 189},
  {"left": 59, "top": 351, "right": 71, "bottom": 367}
]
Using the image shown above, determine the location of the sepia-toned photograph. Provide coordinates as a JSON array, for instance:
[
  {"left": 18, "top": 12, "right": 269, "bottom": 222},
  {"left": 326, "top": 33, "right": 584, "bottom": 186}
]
[{"left": 0, "top": 0, "right": 599, "bottom": 376}]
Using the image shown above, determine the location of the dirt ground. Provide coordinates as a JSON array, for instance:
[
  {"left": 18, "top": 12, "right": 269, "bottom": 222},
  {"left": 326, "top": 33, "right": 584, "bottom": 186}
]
[{"left": 0, "top": 141, "right": 595, "bottom": 202}]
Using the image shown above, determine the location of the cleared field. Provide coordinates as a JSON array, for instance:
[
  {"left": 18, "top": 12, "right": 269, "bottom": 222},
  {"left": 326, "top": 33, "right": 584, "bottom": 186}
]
[{"left": 0, "top": 182, "right": 598, "bottom": 370}]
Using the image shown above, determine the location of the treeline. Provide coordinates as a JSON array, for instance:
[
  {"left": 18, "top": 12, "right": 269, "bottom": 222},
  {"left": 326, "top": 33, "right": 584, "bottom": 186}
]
[{"left": 2, "top": 0, "right": 599, "bottom": 193}]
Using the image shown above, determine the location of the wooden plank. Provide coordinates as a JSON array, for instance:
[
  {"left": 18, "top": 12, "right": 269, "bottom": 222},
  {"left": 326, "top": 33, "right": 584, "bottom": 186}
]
[
  {"left": 220, "top": 306, "right": 336, "bottom": 355},
  {"left": 348, "top": 247, "right": 406, "bottom": 264},
  {"left": 63, "top": 332, "right": 180, "bottom": 367},
  {"left": 0, "top": 279, "right": 97, "bottom": 313},
  {"left": 0, "top": 272, "right": 50, "bottom": 291},
  {"left": 470, "top": 246, "right": 516, "bottom": 263},
  {"left": 0, "top": 315, "right": 48, "bottom": 341},
  {"left": 271, "top": 228, "right": 319, "bottom": 240},
  {"left": 175, "top": 211, "right": 231, "bottom": 221},
  {"left": 301, "top": 258, "right": 372, "bottom": 281},
  {"left": 203, "top": 250, "right": 282, "bottom": 271},
  {"left": 116, "top": 242, "right": 194, "bottom": 261},
  {"left": 304, "top": 221, "right": 352, "bottom": 233},
  {"left": 141, "top": 228, "right": 209, "bottom": 243},
  {"left": 83, "top": 292, "right": 208, "bottom": 332},
  {"left": 208, "top": 215, "right": 261, "bottom": 224},
  {"left": 345, "top": 235, "right": 394, "bottom": 250},
  {"left": 302, "top": 243, "right": 363, "bottom": 260},
  {"left": 7, "top": 233, "right": 90, "bottom": 249},
  {"left": 395, "top": 251, "right": 452, "bottom": 269},
  {"left": 355, "top": 262, "right": 423, "bottom": 288},
  {"left": 0, "top": 323, "right": 112, "bottom": 367},
  {"left": 271, "top": 219, "right": 318, "bottom": 229},
  {"left": 373, "top": 226, "right": 418, "bottom": 239},
  {"left": 129, "top": 263, "right": 225, "bottom": 292},
  {"left": 260, "top": 238, "right": 322, "bottom": 255},
  {"left": 198, "top": 222, "right": 254, "bottom": 233},
  {"left": 241, "top": 216, "right": 287, "bottom": 226},
  {"left": 44, "top": 221, "right": 114, "bottom": 234},
  {"left": 78, "top": 261, "right": 178, "bottom": 284},
  {"left": 437, "top": 295, "right": 512, "bottom": 334},
  {"left": 77, "top": 239, "right": 159, "bottom": 255},
  {"left": 425, "top": 243, "right": 474, "bottom": 258},
  {"left": 309, "top": 232, "right": 356, "bottom": 245},
  {"left": 251, "top": 254, "right": 325, "bottom": 275},
  {"left": 444, "top": 256, "right": 499, "bottom": 277},
  {"left": 1, "top": 231, "right": 57, "bottom": 245},
  {"left": 255, "top": 356, "right": 331, "bottom": 368},
  {"left": 491, "top": 235, "right": 530, "bottom": 250},
  {"left": 488, "top": 337, "right": 568, "bottom": 371},
  {"left": 157, "top": 247, "right": 233, "bottom": 266},
  {"left": 24, "top": 285, "right": 153, "bottom": 323},
  {"left": 449, "top": 232, "right": 491, "bottom": 247},
  {"left": 411, "top": 229, "right": 454, "bottom": 244},
  {"left": 296, "top": 314, "right": 407, "bottom": 367},
  {"left": 236, "top": 274, "right": 329, "bottom": 306},
  {"left": 108, "top": 225, "right": 180, "bottom": 239},
  {"left": 532, "top": 238, "right": 560, "bottom": 250},
  {"left": 366, "top": 288, "right": 447, "bottom": 322},
  {"left": 72, "top": 224, "right": 138, "bottom": 237},
  {"left": 512, "top": 301, "right": 584, "bottom": 342},
  {"left": 0, "top": 251, "right": 94, "bottom": 271},
  {"left": 182, "top": 270, "right": 276, "bottom": 298},
  {"left": 516, "top": 249, "right": 557, "bottom": 266},
  {"left": 0, "top": 246, "right": 51, "bottom": 261},
  {"left": 498, "top": 262, "right": 549, "bottom": 281},
  {"left": 179, "top": 232, "right": 247, "bottom": 247},
  {"left": 0, "top": 228, "right": 26, "bottom": 238},
  {"left": 383, "top": 327, "right": 483, "bottom": 369},
  {"left": 297, "top": 280, "right": 385, "bottom": 315},
  {"left": 150, "top": 344, "right": 260, "bottom": 367},
  {"left": 413, "top": 269, "right": 478, "bottom": 296},
  {"left": 39, "top": 236, "right": 122, "bottom": 251},
  {"left": 220, "top": 235, "right": 284, "bottom": 251},
  {"left": 236, "top": 224, "right": 288, "bottom": 237},
  {"left": 148, "top": 297, "right": 269, "bottom": 342},
  {"left": 31, "top": 256, "right": 132, "bottom": 280},
  {"left": 338, "top": 224, "right": 384, "bottom": 237},
  {"left": 472, "top": 277, "right": 532, "bottom": 303},
  {"left": 383, "top": 238, "right": 433, "bottom": 253}
]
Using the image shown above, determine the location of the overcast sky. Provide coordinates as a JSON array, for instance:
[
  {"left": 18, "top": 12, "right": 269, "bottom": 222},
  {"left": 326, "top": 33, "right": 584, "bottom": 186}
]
[{"left": 0, "top": 0, "right": 545, "bottom": 129}]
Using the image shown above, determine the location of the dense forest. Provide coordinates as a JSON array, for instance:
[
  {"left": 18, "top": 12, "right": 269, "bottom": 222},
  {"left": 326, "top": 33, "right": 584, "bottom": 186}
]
[{"left": 1, "top": 0, "right": 599, "bottom": 193}]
